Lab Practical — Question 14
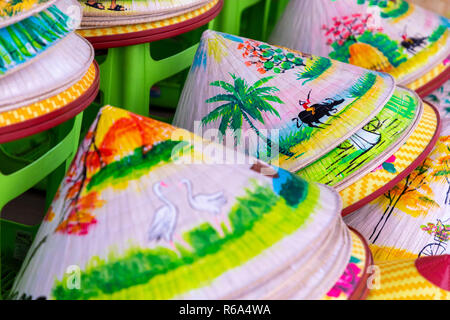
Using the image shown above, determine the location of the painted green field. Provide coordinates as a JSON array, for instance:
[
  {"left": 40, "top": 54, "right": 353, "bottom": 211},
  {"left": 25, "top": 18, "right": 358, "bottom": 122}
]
[
  {"left": 52, "top": 181, "right": 320, "bottom": 300},
  {"left": 297, "top": 89, "right": 418, "bottom": 186},
  {"left": 279, "top": 73, "right": 377, "bottom": 156}
]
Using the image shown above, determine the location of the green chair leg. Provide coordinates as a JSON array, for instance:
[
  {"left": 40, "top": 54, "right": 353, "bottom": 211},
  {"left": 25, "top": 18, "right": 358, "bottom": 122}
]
[{"left": 0, "top": 113, "right": 83, "bottom": 299}]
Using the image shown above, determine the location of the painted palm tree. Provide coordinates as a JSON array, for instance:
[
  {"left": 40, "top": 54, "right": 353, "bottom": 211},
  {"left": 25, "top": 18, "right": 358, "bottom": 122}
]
[{"left": 202, "top": 73, "right": 294, "bottom": 158}]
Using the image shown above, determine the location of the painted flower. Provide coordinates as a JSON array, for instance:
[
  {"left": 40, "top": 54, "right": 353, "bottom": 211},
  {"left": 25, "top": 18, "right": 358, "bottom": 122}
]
[{"left": 257, "top": 68, "right": 266, "bottom": 74}]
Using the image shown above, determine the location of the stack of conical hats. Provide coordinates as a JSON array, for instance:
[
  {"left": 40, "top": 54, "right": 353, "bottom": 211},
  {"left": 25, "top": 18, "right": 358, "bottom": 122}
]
[
  {"left": 10, "top": 106, "right": 448, "bottom": 300},
  {"left": 269, "top": 0, "right": 450, "bottom": 88},
  {"left": 79, "top": 0, "right": 217, "bottom": 28},
  {"left": 173, "top": 30, "right": 441, "bottom": 214},
  {"left": 9, "top": 105, "right": 371, "bottom": 300},
  {"left": 344, "top": 83, "right": 450, "bottom": 261},
  {"left": 0, "top": 0, "right": 96, "bottom": 128}
]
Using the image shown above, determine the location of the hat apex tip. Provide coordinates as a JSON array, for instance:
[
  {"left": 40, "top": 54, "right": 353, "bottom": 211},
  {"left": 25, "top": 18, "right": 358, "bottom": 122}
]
[{"left": 201, "top": 29, "right": 217, "bottom": 39}]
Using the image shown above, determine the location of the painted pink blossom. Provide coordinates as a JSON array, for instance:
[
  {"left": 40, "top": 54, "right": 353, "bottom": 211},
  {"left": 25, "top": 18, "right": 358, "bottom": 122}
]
[{"left": 327, "top": 263, "right": 361, "bottom": 298}]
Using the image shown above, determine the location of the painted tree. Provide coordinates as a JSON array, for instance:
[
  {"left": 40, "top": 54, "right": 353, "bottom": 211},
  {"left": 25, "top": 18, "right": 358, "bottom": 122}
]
[
  {"left": 322, "top": 13, "right": 382, "bottom": 46},
  {"left": 202, "top": 73, "right": 294, "bottom": 158},
  {"left": 9, "top": 108, "right": 182, "bottom": 299},
  {"left": 430, "top": 135, "right": 450, "bottom": 205},
  {"left": 237, "top": 39, "right": 305, "bottom": 74},
  {"left": 323, "top": 12, "right": 407, "bottom": 71},
  {"left": 369, "top": 159, "right": 440, "bottom": 243},
  {"left": 9, "top": 116, "right": 110, "bottom": 299}
]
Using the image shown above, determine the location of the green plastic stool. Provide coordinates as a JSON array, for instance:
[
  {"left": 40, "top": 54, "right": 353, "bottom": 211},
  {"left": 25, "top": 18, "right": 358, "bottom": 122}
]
[
  {"left": 212, "top": 0, "right": 272, "bottom": 41},
  {"left": 95, "top": 17, "right": 221, "bottom": 118},
  {"left": 100, "top": 43, "right": 199, "bottom": 116},
  {"left": 0, "top": 113, "right": 83, "bottom": 299}
]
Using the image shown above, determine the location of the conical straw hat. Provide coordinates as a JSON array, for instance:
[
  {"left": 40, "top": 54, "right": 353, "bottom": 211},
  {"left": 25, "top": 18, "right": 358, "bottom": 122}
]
[
  {"left": 366, "top": 255, "right": 450, "bottom": 300},
  {"left": 269, "top": 0, "right": 450, "bottom": 86},
  {"left": 0, "top": 0, "right": 82, "bottom": 78},
  {"left": 0, "top": 33, "right": 94, "bottom": 113},
  {"left": 77, "top": 0, "right": 220, "bottom": 37},
  {"left": 173, "top": 30, "right": 395, "bottom": 172},
  {"left": 79, "top": 0, "right": 213, "bottom": 28},
  {"left": 339, "top": 101, "right": 441, "bottom": 214},
  {"left": 0, "top": 61, "right": 98, "bottom": 131},
  {"left": 296, "top": 86, "right": 423, "bottom": 189},
  {"left": 0, "top": 0, "right": 57, "bottom": 28},
  {"left": 344, "top": 118, "right": 450, "bottom": 261},
  {"left": 9, "top": 105, "right": 355, "bottom": 300}
]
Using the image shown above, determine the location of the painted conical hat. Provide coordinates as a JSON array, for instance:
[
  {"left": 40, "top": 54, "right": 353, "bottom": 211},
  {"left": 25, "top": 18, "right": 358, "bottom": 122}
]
[
  {"left": 79, "top": 0, "right": 213, "bottom": 28},
  {"left": 0, "top": 0, "right": 82, "bottom": 78},
  {"left": 296, "top": 86, "right": 423, "bottom": 189},
  {"left": 173, "top": 30, "right": 395, "bottom": 172},
  {"left": 339, "top": 101, "right": 441, "bottom": 215},
  {"left": 366, "top": 255, "right": 450, "bottom": 300},
  {"left": 269, "top": 0, "right": 450, "bottom": 86},
  {"left": 9, "top": 105, "right": 358, "bottom": 300},
  {"left": 0, "top": 33, "right": 94, "bottom": 112},
  {"left": 0, "top": 0, "right": 57, "bottom": 29},
  {"left": 344, "top": 118, "right": 450, "bottom": 261}
]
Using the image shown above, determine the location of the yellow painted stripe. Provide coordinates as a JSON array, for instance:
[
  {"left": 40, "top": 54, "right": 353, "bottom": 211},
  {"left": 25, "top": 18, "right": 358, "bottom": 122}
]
[
  {"left": 0, "top": 63, "right": 96, "bottom": 127},
  {"left": 367, "top": 258, "right": 449, "bottom": 300},
  {"left": 407, "top": 62, "right": 448, "bottom": 91}
]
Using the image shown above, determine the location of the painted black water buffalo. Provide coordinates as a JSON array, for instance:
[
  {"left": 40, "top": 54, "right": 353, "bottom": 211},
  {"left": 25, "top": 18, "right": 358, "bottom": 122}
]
[
  {"left": 401, "top": 36, "right": 428, "bottom": 54},
  {"left": 292, "top": 91, "right": 345, "bottom": 129},
  {"left": 400, "top": 27, "right": 428, "bottom": 54}
]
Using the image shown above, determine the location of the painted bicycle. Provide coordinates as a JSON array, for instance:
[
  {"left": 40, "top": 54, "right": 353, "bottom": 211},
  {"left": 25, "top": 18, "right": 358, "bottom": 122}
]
[{"left": 419, "top": 219, "right": 450, "bottom": 257}]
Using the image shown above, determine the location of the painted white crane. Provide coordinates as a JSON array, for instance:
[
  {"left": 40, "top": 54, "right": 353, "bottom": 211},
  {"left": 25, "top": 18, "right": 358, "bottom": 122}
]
[
  {"left": 148, "top": 181, "right": 178, "bottom": 244},
  {"left": 179, "top": 178, "right": 228, "bottom": 232},
  {"left": 180, "top": 178, "right": 227, "bottom": 214}
]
